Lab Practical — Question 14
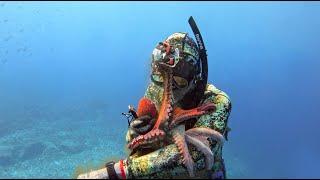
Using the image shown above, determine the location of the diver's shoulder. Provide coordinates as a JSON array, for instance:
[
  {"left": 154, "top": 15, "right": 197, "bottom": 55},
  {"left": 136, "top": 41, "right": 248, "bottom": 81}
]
[
  {"left": 204, "top": 83, "right": 232, "bottom": 105},
  {"left": 205, "top": 84, "right": 231, "bottom": 99}
]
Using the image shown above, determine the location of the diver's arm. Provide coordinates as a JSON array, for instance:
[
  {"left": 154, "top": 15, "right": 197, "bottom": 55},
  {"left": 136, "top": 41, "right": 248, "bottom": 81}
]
[
  {"left": 126, "top": 84, "right": 232, "bottom": 179},
  {"left": 77, "top": 160, "right": 129, "bottom": 179},
  {"left": 77, "top": 84, "right": 231, "bottom": 179},
  {"left": 195, "top": 84, "right": 232, "bottom": 137},
  {"left": 76, "top": 143, "right": 185, "bottom": 179}
]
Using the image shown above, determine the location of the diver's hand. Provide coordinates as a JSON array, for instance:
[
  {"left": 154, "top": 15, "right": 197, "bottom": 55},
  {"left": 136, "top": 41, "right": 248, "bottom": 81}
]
[
  {"left": 130, "top": 115, "right": 156, "bottom": 134},
  {"left": 126, "top": 115, "right": 156, "bottom": 150},
  {"left": 77, "top": 168, "right": 109, "bottom": 179}
]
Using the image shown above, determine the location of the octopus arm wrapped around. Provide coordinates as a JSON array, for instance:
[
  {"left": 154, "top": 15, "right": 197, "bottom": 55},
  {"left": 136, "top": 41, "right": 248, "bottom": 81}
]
[{"left": 126, "top": 83, "right": 232, "bottom": 179}]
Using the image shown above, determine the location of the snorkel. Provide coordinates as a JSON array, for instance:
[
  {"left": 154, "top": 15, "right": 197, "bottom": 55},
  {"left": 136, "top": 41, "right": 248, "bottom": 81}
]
[{"left": 178, "top": 16, "right": 209, "bottom": 109}]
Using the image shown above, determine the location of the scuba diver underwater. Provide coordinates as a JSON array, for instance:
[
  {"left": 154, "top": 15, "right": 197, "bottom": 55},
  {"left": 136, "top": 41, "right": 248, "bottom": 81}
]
[{"left": 77, "top": 16, "right": 232, "bottom": 179}]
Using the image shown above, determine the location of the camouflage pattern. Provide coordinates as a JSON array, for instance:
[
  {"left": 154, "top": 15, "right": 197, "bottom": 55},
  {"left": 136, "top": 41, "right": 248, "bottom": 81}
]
[
  {"left": 126, "top": 83, "right": 232, "bottom": 179},
  {"left": 151, "top": 32, "right": 201, "bottom": 79},
  {"left": 124, "top": 32, "right": 232, "bottom": 179}
]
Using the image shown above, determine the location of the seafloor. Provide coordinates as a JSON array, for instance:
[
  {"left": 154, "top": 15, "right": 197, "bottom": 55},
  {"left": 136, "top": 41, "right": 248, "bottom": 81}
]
[{"left": 0, "top": 104, "right": 248, "bottom": 178}]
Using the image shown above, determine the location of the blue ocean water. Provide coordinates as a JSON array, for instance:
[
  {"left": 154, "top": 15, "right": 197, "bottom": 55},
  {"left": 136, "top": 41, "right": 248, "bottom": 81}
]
[{"left": 0, "top": 2, "right": 320, "bottom": 178}]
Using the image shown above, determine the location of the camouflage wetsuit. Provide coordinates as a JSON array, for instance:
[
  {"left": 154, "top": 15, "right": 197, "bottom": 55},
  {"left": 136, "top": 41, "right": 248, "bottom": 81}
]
[
  {"left": 125, "top": 83, "right": 232, "bottom": 179},
  {"left": 77, "top": 31, "right": 232, "bottom": 180}
]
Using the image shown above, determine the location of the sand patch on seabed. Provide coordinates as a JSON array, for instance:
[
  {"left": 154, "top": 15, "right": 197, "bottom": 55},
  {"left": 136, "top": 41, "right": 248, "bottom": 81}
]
[
  {"left": 0, "top": 118, "right": 127, "bottom": 178},
  {"left": 0, "top": 116, "right": 248, "bottom": 178}
]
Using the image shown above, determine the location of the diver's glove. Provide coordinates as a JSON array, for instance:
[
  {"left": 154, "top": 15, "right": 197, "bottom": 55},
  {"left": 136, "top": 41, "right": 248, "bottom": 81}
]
[
  {"left": 124, "top": 98, "right": 158, "bottom": 145},
  {"left": 126, "top": 115, "right": 156, "bottom": 144},
  {"left": 130, "top": 115, "right": 156, "bottom": 134}
]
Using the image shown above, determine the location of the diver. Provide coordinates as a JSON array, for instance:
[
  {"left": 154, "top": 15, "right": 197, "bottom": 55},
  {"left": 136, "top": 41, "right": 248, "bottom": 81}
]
[{"left": 77, "top": 16, "right": 232, "bottom": 179}]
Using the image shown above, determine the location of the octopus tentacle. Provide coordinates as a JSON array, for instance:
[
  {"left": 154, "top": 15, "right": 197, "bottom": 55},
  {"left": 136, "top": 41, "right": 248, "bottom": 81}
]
[
  {"left": 185, "top": 134, "right": 214, "bottom": 171},
  {"left": 127, "top": 129, "right": 165, "bottom": 149},
  {"left": 190, "top": 135, "right": 211, "bottom": 148},
  {"left": 152, "top": 62, "right": 174, "bottom": 130},
  {"left": 128, "top": 62, "right": 174, "bottom": 150},
  {"left": 170, "top": 103, "right": 216, "bottom": 128},
  {"left": 173, "top": 131, "right": 195, "bottom": 177},
  {"left": 186, "top": 127, "right": 225, "bottom": 144}
]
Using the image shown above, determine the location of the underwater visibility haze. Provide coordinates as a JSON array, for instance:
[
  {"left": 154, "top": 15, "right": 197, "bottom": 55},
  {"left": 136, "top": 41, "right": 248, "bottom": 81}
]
[{"left": 0, "top": 1, "right": 320, "bottom": 178}]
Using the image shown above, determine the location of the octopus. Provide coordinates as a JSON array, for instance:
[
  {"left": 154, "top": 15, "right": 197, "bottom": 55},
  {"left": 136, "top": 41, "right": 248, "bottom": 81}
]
[{"left": 127, "top": 51, "right": 225, "bottom": 177}]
